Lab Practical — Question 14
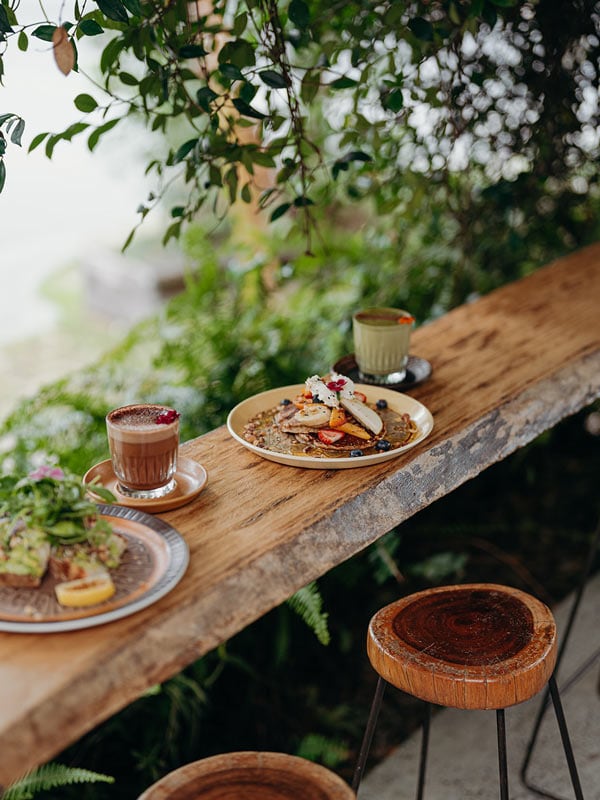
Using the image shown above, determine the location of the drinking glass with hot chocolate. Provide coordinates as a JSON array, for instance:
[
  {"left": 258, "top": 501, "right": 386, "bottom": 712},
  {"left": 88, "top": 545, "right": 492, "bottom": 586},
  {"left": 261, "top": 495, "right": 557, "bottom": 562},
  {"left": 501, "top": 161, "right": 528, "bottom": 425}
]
[{"left": 106, "top": 404, "right": 180, "bottom": 499}]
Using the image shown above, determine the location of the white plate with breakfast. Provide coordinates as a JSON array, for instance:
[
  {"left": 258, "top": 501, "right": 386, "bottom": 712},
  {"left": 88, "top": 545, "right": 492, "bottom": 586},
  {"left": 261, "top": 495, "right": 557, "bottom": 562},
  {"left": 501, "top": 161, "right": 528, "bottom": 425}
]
[{"left": 227, "top": 372, "right": 434, "bottom": 469}]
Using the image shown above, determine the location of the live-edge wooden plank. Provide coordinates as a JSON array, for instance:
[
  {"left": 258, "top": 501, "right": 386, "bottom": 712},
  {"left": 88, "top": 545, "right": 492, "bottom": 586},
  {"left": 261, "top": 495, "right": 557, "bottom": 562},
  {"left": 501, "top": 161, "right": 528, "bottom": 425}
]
[{"left": 0, "top": 244, "right": 599, "bottom": 787}]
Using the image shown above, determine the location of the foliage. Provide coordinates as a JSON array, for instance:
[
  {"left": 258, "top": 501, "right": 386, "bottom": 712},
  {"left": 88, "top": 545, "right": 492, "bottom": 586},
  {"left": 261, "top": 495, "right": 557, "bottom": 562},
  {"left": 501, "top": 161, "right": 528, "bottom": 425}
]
[
  {"left": 1, "top": 1, "right": 599, "bottom": 254},
  {"left": 4, "top": 763, "right": 113, "bottom": 800}
]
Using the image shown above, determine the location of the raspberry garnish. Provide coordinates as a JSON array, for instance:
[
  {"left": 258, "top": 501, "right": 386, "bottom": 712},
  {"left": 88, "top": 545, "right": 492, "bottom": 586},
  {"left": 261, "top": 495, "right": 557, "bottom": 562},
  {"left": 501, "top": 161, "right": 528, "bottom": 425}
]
[{"left": 155, "top": 409, "right": 180, "bottom": 424}]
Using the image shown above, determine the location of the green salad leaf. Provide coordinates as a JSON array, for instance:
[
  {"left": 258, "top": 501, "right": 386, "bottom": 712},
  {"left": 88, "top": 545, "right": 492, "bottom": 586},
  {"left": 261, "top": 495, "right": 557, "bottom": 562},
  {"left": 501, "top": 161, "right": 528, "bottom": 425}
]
[{"left": 0, "top": 467, "right": 116, "bottom": 544}]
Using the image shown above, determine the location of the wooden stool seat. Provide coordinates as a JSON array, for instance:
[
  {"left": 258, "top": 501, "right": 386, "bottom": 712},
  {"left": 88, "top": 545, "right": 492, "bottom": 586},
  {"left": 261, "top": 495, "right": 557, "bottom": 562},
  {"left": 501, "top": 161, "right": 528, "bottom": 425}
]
[
  {"left": 367, "top": 583, "right": 557, "bottom": 710},
  {"left": 137, "top": 751, "right": 355, "bottom": 799}
]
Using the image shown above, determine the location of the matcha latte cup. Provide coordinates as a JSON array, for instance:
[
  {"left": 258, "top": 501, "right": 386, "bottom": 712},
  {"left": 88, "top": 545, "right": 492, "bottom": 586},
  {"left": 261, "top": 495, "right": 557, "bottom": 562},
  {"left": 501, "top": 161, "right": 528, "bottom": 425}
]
[
  {"left": 106, "top": 404, "right": 180, "bottom": 499},
  {"left": 352, "top": 307, "right": 415, "bottom": 384}
]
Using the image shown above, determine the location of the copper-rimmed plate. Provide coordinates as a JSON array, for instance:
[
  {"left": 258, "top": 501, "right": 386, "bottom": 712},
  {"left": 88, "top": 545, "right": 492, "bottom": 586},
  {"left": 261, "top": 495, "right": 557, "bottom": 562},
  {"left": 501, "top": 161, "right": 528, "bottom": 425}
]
[
  {"left": 83, "top": 457, "right": 208, "bottom": 513},
  {"left": 0, "top": 505, "right": 189, "bottom": 633},
  {"left": 226, "top": 384, "right": 434, "bottom": 469}
]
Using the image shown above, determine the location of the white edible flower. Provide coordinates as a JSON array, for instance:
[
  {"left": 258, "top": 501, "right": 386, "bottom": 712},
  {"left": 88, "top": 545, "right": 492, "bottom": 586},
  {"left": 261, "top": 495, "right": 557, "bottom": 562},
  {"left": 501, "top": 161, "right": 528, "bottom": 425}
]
[{"left": 304, "top": 372, "right": 355, "bottom": 408}]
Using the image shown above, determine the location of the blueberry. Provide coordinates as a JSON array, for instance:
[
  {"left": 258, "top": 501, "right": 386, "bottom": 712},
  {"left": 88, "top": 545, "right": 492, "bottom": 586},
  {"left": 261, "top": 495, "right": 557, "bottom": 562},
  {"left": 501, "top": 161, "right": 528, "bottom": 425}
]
[
  {"left": 350, "top": 449, "right": 364, "bottom": 457},
  {"left": 376, "top": 399, "right": 388, "bottom": 410},
  {"left": 375, "top": 439, "right": 392, "bottom": 451},
  {"left": 280, "top": 398, "right": 292, "bottom": 405}
]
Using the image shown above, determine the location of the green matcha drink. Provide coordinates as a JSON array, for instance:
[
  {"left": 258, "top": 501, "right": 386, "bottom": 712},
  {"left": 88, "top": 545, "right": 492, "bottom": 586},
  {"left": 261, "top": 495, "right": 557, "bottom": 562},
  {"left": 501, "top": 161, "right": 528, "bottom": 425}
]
[{"left": 352, "top": 307, "right": 415, "bottom": 384}]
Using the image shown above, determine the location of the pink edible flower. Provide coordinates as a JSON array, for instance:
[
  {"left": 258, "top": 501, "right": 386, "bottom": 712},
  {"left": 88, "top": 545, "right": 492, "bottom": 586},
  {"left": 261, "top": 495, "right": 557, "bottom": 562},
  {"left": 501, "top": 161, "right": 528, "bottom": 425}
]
[
  {"left": 29, "top": 465, "right": 65, "bottom": 481},
  {"left": 326, "top": 379, "right": 347, "bottom": 392},
  {"left": 156, "top": 409, "right": 180, "bottom": 425}
]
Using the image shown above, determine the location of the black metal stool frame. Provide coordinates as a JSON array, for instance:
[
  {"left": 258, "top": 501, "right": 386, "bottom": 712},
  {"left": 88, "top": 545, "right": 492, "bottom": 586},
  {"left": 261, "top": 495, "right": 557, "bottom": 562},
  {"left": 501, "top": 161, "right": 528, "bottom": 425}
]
[
  {"left": 520, "top": 516, "right": 600, "bottom": 800},
  {"left": 352, "top": 674, "right": 585, "bottom": 800}
]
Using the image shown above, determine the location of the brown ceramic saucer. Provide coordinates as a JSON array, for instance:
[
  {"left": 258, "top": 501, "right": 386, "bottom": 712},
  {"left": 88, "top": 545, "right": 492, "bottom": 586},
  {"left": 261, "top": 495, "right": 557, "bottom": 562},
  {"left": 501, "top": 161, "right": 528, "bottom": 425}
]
[
  {"left": 83, "top": 456, "right": 208, "bottom": 512},
  {"left": 333, "top": 353, "right": 432, "bottom": 391}
]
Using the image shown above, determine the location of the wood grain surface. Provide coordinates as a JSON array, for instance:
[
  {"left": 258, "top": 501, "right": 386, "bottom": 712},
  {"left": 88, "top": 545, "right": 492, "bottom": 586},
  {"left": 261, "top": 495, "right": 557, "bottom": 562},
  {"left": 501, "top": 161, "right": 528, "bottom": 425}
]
[
  {"left": 137, "top": 751, "right": 356, "bottom": 799},
  {"left": 367, "top": 583, "right": 557, "bottom": 709},
  {"left": 0, "top": 244, "right": 599, "bottom": 786}
]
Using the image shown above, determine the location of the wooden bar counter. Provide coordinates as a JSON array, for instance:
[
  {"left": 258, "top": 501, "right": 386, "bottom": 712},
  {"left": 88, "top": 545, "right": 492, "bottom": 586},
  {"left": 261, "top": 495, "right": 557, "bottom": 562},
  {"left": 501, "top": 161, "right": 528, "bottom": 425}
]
[{"left": 0, "top": 244, "right": 599, "bottom": 787}]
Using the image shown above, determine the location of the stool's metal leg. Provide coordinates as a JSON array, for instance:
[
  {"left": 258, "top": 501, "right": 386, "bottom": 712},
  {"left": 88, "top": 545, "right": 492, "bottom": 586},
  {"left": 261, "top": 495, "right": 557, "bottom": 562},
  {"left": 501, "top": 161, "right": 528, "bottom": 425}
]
[
  {"left": 521, "top": 518, "right": 599, "bottom": 798},
  {"left": 352, "top": 676, "right": 386, "bottom": 794},
  {"left": 416, "top": 703, "right": 431, "bottom": 800},
  {"left": 497, "top": 709, "right": 510, "bottom": 800},
  {"left": 548, "top": 675, "right": 585, "bottom": 800}
]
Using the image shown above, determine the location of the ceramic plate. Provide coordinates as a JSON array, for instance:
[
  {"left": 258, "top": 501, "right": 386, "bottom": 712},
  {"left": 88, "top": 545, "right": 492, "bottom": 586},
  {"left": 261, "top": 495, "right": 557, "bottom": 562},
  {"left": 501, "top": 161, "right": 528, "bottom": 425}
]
[
  {"left": 83, "top": 457, "right": 208, "bottom": 513},
  {"left": 226, "top": 384, "right": 434, "bottom": 469},
  {"left": 0, "top": 505, "right": 189, "bottom": 633}
]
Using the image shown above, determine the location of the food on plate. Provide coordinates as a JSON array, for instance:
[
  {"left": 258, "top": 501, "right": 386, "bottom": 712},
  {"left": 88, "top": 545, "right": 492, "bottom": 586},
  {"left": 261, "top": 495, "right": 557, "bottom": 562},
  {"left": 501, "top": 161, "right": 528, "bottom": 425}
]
[
  {"left": 243, "top": 372, "right": 418, "bottom": 459},
  {"left": 0, "top": 466, "right": 125, "bottom": 607},
  {"left": 54, "top": 572, "right": 116, "bottom": 608},
  {"left": 0, "top": 521, "right": 51, "bottom": 588}
]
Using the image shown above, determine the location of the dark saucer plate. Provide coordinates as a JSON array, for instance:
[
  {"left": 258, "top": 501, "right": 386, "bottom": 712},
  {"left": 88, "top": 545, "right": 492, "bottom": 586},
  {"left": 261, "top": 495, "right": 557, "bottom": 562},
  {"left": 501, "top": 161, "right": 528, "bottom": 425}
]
[{"left": 332, "top": 354, "right": 432, "bottom": 391}]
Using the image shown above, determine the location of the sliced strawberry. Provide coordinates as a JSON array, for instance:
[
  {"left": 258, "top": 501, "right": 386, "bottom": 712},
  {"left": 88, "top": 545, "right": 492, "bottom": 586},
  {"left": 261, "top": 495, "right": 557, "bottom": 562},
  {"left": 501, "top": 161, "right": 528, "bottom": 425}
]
[
  {"left": 318, "top": 429, "right": 346, "bottom": 445},
  {"left": 354, "top": 391, "right": 367, "bottom": 403}
]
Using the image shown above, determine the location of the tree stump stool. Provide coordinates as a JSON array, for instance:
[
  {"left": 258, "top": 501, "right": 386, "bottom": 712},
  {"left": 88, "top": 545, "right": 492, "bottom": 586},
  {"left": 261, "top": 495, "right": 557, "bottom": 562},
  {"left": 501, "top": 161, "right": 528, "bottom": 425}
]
[
  {"left": 137, "top": 751, "right": 355, "bottom": 799},
  {"left": 352, "top": 583, "right": 585, "bottom": 800}
]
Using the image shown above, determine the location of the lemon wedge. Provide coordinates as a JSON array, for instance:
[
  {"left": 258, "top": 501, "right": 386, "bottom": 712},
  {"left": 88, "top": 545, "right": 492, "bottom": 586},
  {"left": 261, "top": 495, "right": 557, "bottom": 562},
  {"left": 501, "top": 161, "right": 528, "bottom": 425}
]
[{"left": 55, "top": 573, "right": 116, "bottom": 608}]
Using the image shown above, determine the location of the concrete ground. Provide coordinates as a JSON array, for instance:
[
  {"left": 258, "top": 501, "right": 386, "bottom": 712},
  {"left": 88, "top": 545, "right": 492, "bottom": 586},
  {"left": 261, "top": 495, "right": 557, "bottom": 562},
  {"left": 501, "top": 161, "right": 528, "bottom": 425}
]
[{"left": 359, "top": 573, "right": 600, "bottom": 800}]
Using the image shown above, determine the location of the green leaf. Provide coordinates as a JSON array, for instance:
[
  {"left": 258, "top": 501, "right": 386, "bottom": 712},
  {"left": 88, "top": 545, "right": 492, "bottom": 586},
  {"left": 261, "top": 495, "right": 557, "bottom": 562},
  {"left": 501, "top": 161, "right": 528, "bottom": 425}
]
[
  {"left": 208, "top": 163, "right": 222, "bottom": 186},
  {"left": 179, "top": 44, "right": 207, "bottom": 59},
  {"left": 240, "top": 81, "right": 258, "bottom": 104},
  {"left": 345, "top": 151, "right": 372, "bottom": 163},
  {"left": 381, "top": 86, "right": 404, "bottom": 112},
  {"left": 96, "top": 0, "right": 129, "bottom": 23},
  {"left": 330, "top": 76, "right": 358, "bottom": 89},
  {"left": 17, "top": 31, "right": 28, "bottom": 51},
  {"left": 100, "top": 36, "right": 124, "bottom": 72},
  {"left": 162, "top": 221, "right": 182, "bottom": 245},
  {"left": 490, "top": 0, "right": 518, "bottom": 6},
  {"left": 32, "top": 25, "right": 56, "bottom": 42},
  {"left": 122, "top": 0, "right": 142, "bottom": 14},
  {"left": 0, "top": 6, "right": 13, "bottom": 34},
  {"left": 119, "top": 71, "right": 138, "bottom": 85},
  {"left": 10, "top": 118, "right": 24, "bottom": 146},
  {"left": 232, "top": 98, "right": 267, "bottom": 120},
  {"left": 219, "top": 62, "right": 243, "bottom": 82},
  {"left": 171, "top": 206, "right": 185, "bottom": 218},
  {"left": 87, "top": 118, "right": 118, "bottom": 151},
  {"left": 241, "top": 182, "right": 252, "bottom": 203},
  {"left": 0, "top": 160, "right": 5, "bottom": 193},
  {"left": 197, "top": 86, "right": 218, "bottom": 112},
  {"left": 289, "top": 0, "right": 310, "bottom": 29},
  {"left": 409, "top": 16, "right": 434, "bottom": 41},
  {"left": 232, "top": 11, "right": 248, "bottom": 36},
  {"left": 270, "top": 202, "right": 291, "bottom": 221},
  {"left": 260, "top": 69, "right": 287, "bottom": 89},
  {"left": 28, "top": 132, "right": 49, "bottom": 152},
  {"left": 286, "top": 582, "right": 329, "bottom": 645},
  {"left": 75, "top": 93, "right": 98, "bottom": 112},
  {"left": 300, "top": 71, "right": 320, "bottom": 103},
  {"left": 173, "top": 138, "right": 198, "bottom": 163},
  {"left": 225, "top": 166, "right": 238, "bottom": 203},
  {"left": 218, "top": 39, "right": 255, "bottom": 69},
  {"left": 79, "top": 19, "right": 104, "bottom": 35},
  {"left": 293, "top": 195, "right": 314, "bottom": 207},
  {"left": 251, "top": 150, "right": 276, "bottom": 168}
]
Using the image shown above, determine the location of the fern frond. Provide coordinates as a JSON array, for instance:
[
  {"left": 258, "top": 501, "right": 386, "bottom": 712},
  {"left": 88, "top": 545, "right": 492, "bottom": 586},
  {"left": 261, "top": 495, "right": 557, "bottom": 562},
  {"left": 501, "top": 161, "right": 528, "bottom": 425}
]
[
  {"left": 296, "top": 732, "right": 349, "bottom": 768},
  {"left": 4, "top": 763, "right": 114, "bottom": 800},
  {"left": 286, "top": 581, "right": 330, "bottom": 645}
]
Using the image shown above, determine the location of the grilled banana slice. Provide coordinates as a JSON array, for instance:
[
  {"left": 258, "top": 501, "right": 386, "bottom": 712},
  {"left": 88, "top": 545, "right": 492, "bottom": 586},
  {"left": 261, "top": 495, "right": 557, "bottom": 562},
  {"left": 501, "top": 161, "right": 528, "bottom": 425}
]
[
  {"left": 340, "top": 397, "right": 383, "bottom": 435},
  {"left": 293, "top": 404, "right": 331, "bottom": 427}
]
